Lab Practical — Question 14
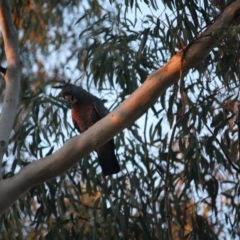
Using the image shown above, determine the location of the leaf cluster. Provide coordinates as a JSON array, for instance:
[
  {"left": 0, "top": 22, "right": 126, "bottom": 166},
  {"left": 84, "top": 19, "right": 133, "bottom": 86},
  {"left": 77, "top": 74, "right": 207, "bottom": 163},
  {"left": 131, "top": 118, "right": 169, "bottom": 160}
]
[{"left": 0, "top": 0, "right": 240, "bottom": 239}]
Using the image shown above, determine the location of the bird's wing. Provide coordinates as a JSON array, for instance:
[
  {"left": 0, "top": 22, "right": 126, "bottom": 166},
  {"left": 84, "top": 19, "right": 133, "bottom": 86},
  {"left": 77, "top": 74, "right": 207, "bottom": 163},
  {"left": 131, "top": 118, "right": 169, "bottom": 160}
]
[
  {"left": 91, "top": 104, "right": 103, "bottom": 124},
  {"left": 92, "top": 99, "right": 109, "bottom": 120},
  {"left": 72, "top": 118, "right": 81, "bottom": 133}
]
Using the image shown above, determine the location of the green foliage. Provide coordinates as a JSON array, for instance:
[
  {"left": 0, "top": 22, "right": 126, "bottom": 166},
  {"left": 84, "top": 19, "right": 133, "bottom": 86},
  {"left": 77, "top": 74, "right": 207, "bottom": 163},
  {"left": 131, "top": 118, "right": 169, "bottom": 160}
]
[{"left": 0, "top": 0, "right": 240, "bottom": 239}]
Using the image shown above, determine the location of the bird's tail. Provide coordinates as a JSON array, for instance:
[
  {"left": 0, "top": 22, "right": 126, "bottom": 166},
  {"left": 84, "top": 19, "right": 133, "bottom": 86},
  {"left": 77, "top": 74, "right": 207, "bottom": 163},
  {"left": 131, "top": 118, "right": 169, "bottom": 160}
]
[{"left": 97, "top": 140, "right": 120, "bottom": 176}]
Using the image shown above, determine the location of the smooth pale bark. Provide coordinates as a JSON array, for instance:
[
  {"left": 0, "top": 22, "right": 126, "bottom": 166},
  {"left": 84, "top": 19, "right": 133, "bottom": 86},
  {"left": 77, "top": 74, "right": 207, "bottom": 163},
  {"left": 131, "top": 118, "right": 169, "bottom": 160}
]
[
  {"left": 0, "top": 1, "right": 240, "bottom": 214},
  {"left": 0, "top": 0, "right": 21, "bottom": 175}
]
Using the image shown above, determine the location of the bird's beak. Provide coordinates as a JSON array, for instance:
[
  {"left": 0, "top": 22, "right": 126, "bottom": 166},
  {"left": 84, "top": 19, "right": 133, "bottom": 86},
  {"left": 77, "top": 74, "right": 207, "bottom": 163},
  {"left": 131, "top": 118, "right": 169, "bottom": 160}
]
[
  {"left": 64, "top": 95, "right": 77, "bottom": 104},
  {"left": 64, "top": 95, "right": 71, "bottom": 102}
]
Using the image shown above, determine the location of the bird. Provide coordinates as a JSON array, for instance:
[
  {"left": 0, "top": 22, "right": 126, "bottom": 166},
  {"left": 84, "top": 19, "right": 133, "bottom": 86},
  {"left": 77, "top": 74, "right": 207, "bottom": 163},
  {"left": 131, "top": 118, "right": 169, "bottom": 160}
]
[{"left": 55, "top": 81, "right": 120, "bottom": 176}]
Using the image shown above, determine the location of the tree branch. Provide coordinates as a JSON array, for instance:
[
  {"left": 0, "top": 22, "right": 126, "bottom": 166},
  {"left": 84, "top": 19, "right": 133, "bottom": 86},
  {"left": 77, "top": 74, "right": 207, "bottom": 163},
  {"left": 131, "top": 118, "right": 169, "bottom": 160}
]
[
  {"left": 0, "top": 0, "right": 240, "bottom": 215},
  {"left": 0, "top": 0, "right": 21, "bottom": 177}
]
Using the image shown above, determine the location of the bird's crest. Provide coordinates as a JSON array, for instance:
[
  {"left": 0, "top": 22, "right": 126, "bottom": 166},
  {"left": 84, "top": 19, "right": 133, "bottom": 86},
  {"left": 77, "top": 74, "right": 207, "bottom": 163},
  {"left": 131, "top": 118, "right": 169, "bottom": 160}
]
[{"left": 52, "top": 79, "right": 71, "bottom": 89}]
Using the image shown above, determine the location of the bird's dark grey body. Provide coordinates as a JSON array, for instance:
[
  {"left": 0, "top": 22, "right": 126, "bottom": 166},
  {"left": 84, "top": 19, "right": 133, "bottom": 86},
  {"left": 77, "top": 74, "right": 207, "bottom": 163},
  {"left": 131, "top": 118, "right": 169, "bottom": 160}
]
[{"left": 61, "top": 83, "right": 120, "bottom": 176}]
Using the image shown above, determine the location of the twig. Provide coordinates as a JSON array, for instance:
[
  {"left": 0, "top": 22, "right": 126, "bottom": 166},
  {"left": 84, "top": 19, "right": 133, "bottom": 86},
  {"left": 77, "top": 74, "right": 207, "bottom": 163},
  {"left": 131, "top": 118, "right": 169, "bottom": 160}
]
[
  {"left": 165, "top": 116, "right": 180, "bottom": 240},
  {"left": 237, "top": 91, "right": 240, "bottom": 161},
  {"left": 164, "top": 29, "right": 195, "bottom": 239},
  {"left": 164, "top": 49, "right": 184, "bottom": 240}
]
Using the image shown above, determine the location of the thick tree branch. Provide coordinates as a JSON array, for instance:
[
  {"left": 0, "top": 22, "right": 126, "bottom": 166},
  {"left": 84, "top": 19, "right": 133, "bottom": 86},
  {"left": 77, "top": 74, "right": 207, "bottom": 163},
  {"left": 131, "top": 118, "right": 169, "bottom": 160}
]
[
  {"left": 0, "top": 0, "right": 240, "bottom": 214},
  {"left": 0, "top": 0, "right": 21, "bottom": 176}
]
